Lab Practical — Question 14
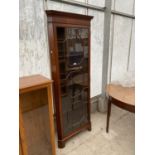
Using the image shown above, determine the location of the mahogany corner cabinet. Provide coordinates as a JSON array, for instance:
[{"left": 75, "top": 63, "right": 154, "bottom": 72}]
[{"left": 46, "top": 10, "right": 93, "bottom": 148}]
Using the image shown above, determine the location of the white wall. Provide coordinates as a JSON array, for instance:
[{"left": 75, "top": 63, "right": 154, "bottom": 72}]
[
  {"left": 19, "top": 0, "right": 135, "bottom": 98},
  {"left": 19, "top": 0, "right": 105, "bottom": 97},
  {"left": 19, "top": 0, "right": 51, "bottom": 78},
  {"left": 88, "top": 10, "right": 104, "bottom": 97},
  {"left": 108, "top": 0, "right": 135, "bottom": 84}
]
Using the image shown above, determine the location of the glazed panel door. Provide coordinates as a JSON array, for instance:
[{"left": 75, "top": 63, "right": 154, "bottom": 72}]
[{"left": 56, "top": 27, "right": 89, "bottom": 136}]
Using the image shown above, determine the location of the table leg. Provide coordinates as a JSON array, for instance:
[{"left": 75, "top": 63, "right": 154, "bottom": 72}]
[{"left": 106, "top": 97, "right": 111, "bottom": 133}]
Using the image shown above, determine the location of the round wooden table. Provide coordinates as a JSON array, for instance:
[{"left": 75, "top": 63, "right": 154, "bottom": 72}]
[{"left": 106, "top": 84, "right": 135, "bottom": 133}]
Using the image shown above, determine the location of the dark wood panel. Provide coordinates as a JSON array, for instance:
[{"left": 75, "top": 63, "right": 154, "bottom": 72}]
[{"left": 46, "top": 10, "right": 93, "bottom": 19}]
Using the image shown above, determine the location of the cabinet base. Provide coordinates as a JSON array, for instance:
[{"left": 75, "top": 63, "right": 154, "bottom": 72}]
[
  {"left": 58, "top": 140, "right": 65, "bottom": 148},
  {"left": 87, "top": 125, "right": 92, "bottom": 131},
  {"left": 58, "top": 122, "right": 91, "bottom": 148}
]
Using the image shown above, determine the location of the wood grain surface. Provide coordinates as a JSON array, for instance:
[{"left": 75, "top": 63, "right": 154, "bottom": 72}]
[
  {"left": 19, "top": 75, "right": 51, "bottom": 91},
  {"left": 106, "top": 84, "right": 135, "bottom": 105}
]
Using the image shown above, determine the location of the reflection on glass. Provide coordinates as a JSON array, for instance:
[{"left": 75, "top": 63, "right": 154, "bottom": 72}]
[{"left": 57, "top": 27, "right": 89, "bottom": 135}]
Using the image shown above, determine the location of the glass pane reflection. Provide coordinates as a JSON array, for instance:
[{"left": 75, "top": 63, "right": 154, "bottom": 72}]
[{"left": 57, "top": 27, "right": 89, "bottom": 135}]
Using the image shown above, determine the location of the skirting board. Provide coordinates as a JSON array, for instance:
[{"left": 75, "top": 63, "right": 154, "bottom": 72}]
[{"left": 91, "top": 94, "right": 108, "bottom": 113}]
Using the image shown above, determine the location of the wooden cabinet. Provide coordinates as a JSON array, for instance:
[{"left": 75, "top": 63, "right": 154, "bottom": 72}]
[
  {"left": 19, "top": 75, "right": 56, "bottom": 155},
  {"left": 46, "top": 10, "right": 93, "bottom": 148}
]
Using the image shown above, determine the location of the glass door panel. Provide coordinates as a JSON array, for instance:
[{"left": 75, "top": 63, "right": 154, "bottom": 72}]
[{"left": 57, "top": 27, "right": 89, "bottom": 135}]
